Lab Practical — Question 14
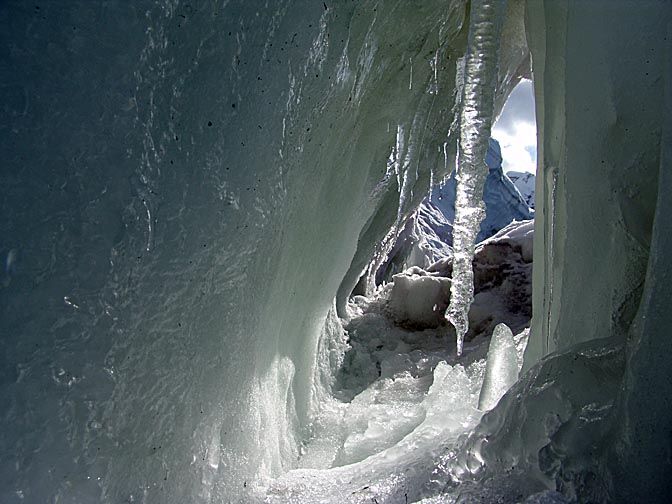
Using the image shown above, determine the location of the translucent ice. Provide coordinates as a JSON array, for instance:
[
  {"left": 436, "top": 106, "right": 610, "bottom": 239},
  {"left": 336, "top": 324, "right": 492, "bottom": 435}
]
[
  {"left": 445, "top": 0, "right": 507, "bottom": 356},
  {"left": 478, "top": 323, "right": 518, "bottom": 411},
  {"left": 376, "top": 138, "right": 533, "bottom": 281},
  {"left": 449, "top": 338, "right": 625, "bottom": 501}
]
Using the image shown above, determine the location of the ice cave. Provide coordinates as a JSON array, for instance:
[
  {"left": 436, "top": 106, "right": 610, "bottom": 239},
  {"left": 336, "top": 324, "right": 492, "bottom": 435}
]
[{"left": 1, "top": 1, "right": 670, "bottom": 503}]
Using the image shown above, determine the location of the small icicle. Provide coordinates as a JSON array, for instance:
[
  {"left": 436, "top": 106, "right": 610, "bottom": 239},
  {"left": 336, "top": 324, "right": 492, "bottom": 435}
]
[
  {"left": 478, "top": 323, "right": 518, "bottom": 411},
  {"left": 445, "top": 0, "right": 507, "bottom": 356}
]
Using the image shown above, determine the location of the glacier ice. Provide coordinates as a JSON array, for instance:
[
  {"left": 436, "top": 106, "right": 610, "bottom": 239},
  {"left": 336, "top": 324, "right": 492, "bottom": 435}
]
[
  {"left": 0, "top": 1, "right": 471, "bottom": 501},
  {"left": 257, "top": 286, "right": 530, "bottom": 504},
  {"left": 477, "top": 322, "right": 518, "bottom": 411},
  {"left": 449, "top": 337, "right": 625, "bottom": 501},
  {"left": 1, "top": 0, "right": 671, "bottom": 503},
  {"left": 445, "top": 0, "right": 507, "bottom": 357}
]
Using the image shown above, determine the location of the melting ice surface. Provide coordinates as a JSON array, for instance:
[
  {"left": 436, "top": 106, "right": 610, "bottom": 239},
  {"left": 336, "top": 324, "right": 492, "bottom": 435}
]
[
  {"left": 258, "top": 220, "right": 534, "bottom": 502},
  {"left": 257, "top": 294, "right": 529, "bottom": 504},
  {"left": 478, "top": 323, "right": 519, "bottom": 411}
]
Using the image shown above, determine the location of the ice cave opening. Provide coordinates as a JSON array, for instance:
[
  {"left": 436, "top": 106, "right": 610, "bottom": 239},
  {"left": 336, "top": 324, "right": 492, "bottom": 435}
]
[
  {"left": 492, "top": 79, "right": 537, "bottom": 209},
  {"left": 1, "top": 1, "right": 671, "bottom": 503}
]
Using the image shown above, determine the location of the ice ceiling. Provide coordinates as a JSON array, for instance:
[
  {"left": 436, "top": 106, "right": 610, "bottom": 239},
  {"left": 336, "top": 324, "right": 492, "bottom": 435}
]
[{"left": 0, "top": 1, "right": 670, "bottom": 503}]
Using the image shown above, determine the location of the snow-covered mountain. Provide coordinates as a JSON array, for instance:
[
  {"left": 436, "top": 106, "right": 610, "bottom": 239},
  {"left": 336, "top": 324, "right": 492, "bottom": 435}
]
[
  {"left": 376, "top": 138, "right": 533, "bottom": 280},
  {"left": 506, "top": 170, "right": 536, "bottom": 209}
]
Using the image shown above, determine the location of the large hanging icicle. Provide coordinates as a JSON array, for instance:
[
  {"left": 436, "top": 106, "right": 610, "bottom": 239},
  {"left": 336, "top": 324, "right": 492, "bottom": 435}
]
[{"left": 446, "top": 0, "right": 507, "bottom": 356}]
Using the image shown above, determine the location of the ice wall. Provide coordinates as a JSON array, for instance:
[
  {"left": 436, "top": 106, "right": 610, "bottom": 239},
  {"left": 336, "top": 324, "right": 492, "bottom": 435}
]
[
  {"left": 0, "top": 1, "right": 470, "bottom": 502},
  {"left": 524, "top": 0, "right": 668, "bottom": 366},
  {"left": 515, "top": 0, "right": 672, "bottom": 500},
  {"left": 379, "top": 0, "right": 671, "bottom": 500}
]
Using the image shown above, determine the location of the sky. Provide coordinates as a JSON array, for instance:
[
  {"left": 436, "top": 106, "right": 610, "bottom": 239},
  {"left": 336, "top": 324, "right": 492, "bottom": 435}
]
[{"left": 491, "top": 80, "right": 537, "bottom": 174}]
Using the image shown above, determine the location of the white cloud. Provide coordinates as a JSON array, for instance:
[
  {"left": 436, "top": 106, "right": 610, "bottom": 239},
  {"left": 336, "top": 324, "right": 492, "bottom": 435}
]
[{"left": 492, "top": 80, "right": 537, "bottom": 174}]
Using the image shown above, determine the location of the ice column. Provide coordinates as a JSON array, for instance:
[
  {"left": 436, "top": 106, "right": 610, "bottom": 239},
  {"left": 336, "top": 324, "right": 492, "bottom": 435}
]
[
  {"left": 446, "top": 0, "right": 507, "bottom": 356},
  {"left": 478, "top": 323, "right": 518, "bottom": 411}
]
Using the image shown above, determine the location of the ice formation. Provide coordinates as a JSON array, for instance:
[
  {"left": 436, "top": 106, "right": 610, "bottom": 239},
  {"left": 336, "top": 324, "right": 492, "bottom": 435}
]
[
  {"left": 257, "top": 259, "right": 530, "bottom": 503},
  {"left": 449, "top": 338, "right": 625, "bottom": 501},
  {"left": 445, "top": 0, "right": 508, "bottom": 357},
  {"left": 477, "top": 323, "right": 518, "bottom": 411},
  {"left": 1, "top": 0, "right": 671, "bottom": 503}
]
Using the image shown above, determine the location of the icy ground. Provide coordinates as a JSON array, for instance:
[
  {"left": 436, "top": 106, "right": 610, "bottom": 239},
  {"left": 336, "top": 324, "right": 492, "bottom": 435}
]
[{"left": 255, "top": 221, "right": 533, "bottom": 503}]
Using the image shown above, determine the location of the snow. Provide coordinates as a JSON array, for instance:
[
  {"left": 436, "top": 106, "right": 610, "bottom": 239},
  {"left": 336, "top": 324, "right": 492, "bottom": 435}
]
[
  {"left": 252, "top": 217, "right": 533, "bottom": 501},
  {"left": 388, "top": 269, "right": 452, "bottom": 329},
  {"left": 257, "top": 273, "right": 529, "bottom": 503},
  {"left": 478, "top": 218, "right": 534, "bottom": 262},
  {"left": 385, "top": 217, "right": 534, "bottom": 336},
  {"left": 506, "top": 170, "right": 536, "bottom": 209}
]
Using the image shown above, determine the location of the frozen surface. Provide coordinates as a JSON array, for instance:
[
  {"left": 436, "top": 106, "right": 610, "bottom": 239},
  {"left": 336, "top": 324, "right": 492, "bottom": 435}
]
[
  {"left": 256, "top": 288, "right": 530, "bottom": 504},
  {"left": 523, "top": 491, "right": 571, "bottom": 504},
  {"left": 378, "top": 219, "right": 534, "bottom": 339},
  {"left": 478, "top": 323, "right": 518, "bottom": 411},
  {"left": 0, "top": 1, "right": 471, "bottom": 501},
  {"left": 446, "top": 338, "right": 625, "bottom": 502},
  {"left": 521, "top": 3, "right": 672, "bottom": 496},
  {"left": 446, "top": 0, "right": 507, "bottom": 357},
  {"left": 479, "top": 219, "right": 534, "bottom": 262},
  {"left": 388, "top": 268, "right": 452, "bottom": 329},
  {"left": 524, "top": 0, "right": 670, "bottom": 365},
  {"left": 608, "top": 29, "right": 672, "bottom": 500},
  {"left": 427, "top": 219, "right": 534, "bottom": 340},
  {"left": 2, "top": 0, "right": 671, "bottom": 503},
  {"left": 255, "top": 232, "right": 532, "bottom": 502}
]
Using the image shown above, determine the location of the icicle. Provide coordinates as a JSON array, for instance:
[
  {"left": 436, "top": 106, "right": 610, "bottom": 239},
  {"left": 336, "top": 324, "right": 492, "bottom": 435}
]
[
  {"left": 445, "top": 0, "right": 507, "bottom": 356},
  {"left": 478, "top": 323, "right": 518, "bottom": 411}
]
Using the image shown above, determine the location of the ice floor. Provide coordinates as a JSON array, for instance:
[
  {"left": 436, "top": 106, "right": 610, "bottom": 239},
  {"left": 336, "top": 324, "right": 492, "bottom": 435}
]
[{"left": 255, "top": 289, "right": 529, "bottom": 504}]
